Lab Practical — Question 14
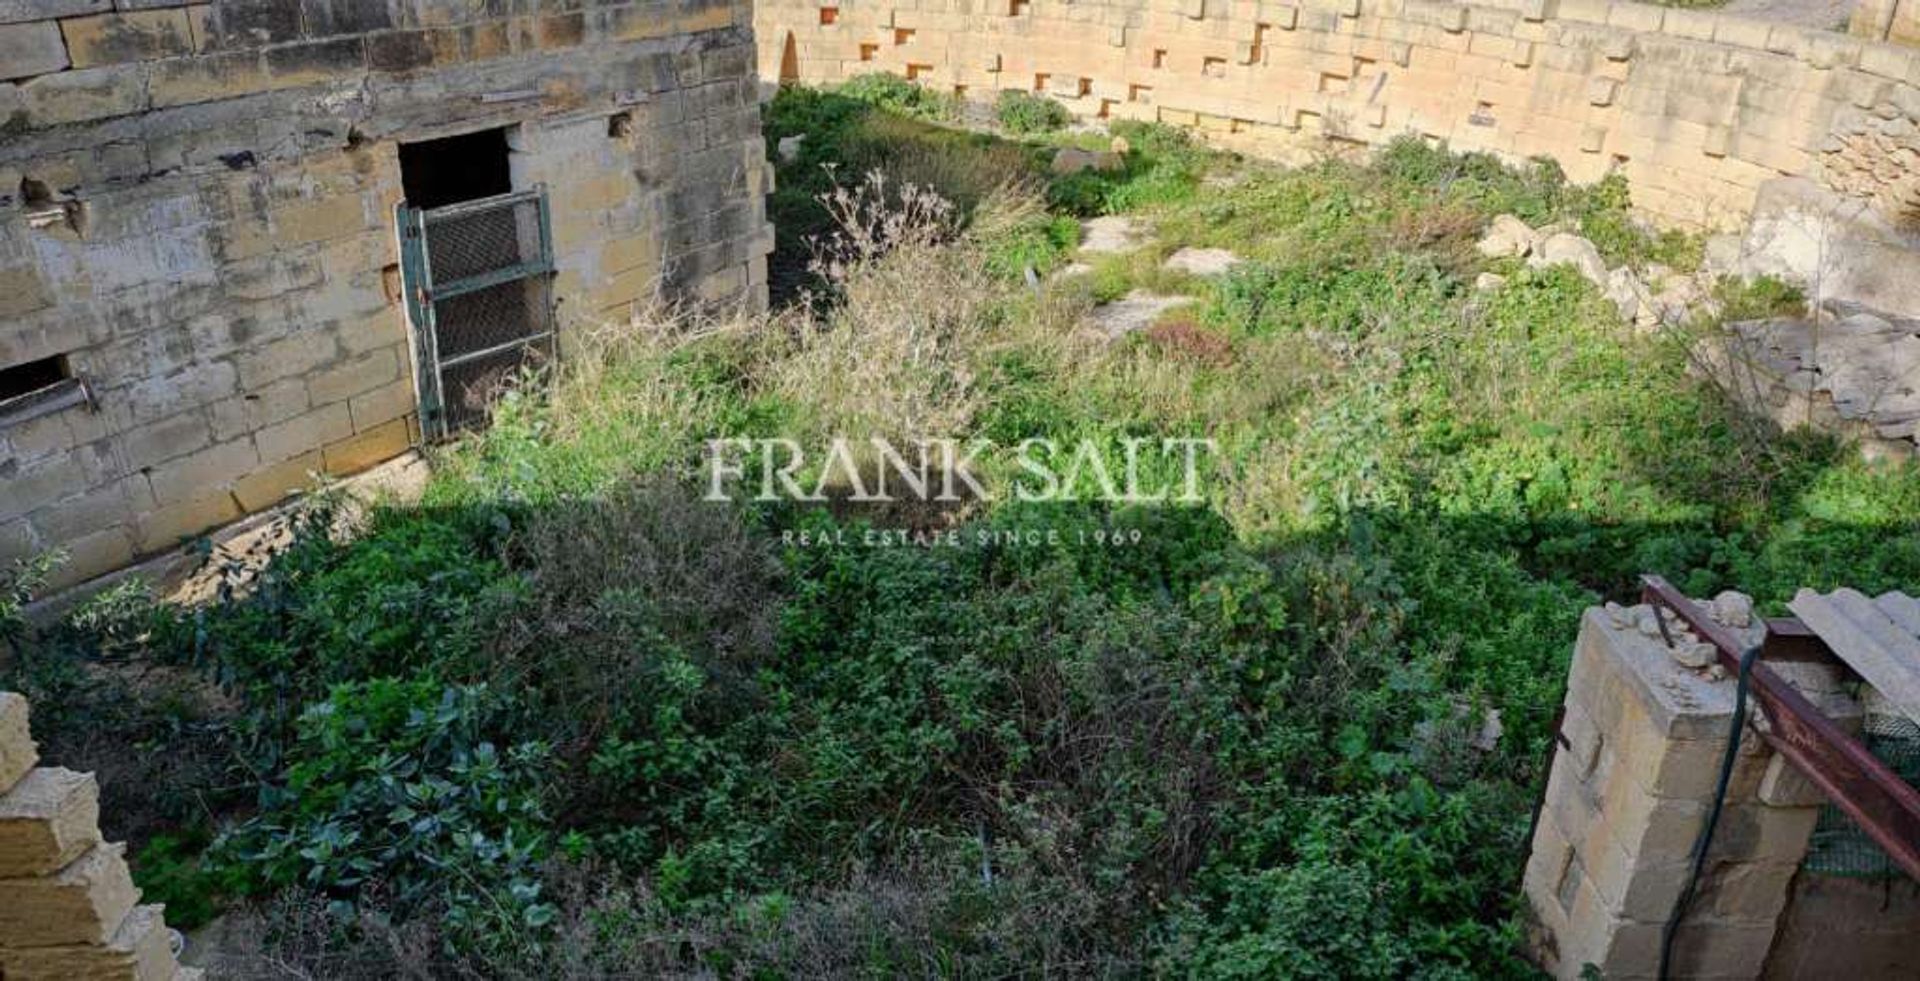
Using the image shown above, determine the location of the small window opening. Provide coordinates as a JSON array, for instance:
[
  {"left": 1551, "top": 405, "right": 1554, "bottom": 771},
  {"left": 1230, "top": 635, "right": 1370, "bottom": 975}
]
[
  {"left": 609, "top": 112, "right": 633, "bottom": 139},
  {"left": 1033, "top": 72, "right": 1049, "bottom": 92},
  {"left": 399, "top": 128, "right": 513, "bottom": 209},
  {"left": 893, "top": 27, "right": 913, "bottom": 45},
  {"left": 0, "top": 354, "right": 82, "bottom": 424},
  {"left": 859, "top": 42, "right": 879, "bottom": 61},
  {"left": 819, "top": 6, "right": 838, "bottom": 24},
  {"left": 1152, "top": 49, "right": 1168, "bottom": 69}
]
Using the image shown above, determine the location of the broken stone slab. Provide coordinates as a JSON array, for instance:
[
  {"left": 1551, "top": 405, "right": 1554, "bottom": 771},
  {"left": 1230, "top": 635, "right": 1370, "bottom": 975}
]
[
  {"left": 1473, "top": 271, "right": 1506, "bottom": 291},
  {"left": 1528, "top": 231, "right": 1608, "bottom": 287},
  {"left": 0, "top": 903, "right": 176, "bottom": 981},
  {"left": 1788, "top": 588, "right": 1920, "bottom": 726},
  {"left": 1088, "top": 290, "right": 1191, "bottom": 339},
  {"left": 0, "top": 767, "right": 101, "bottom": 878},
  {"left": 775, "top": 133, "right": 804, "bottom": 163},
  {"left": 1736, "top": 177, "right": 1920, "bottom": 320},
  {"left": 1475, "top": 213, "right": 1538, "bottom": 259},
  {"left": 1162, "top": 247, "right": 1241, "bottom": 276},
  {"left": 0, "top": 841, "right": 138, "bottom": 948},
  {"left": 0, "top": 692, "right": 34, "bottom": 792},
  {"left": 1077, "top": 215, "right": 1143, "bottom": 254},
  {"left": 1052, "top": 261, "right": 1093, "bottom": 279}
]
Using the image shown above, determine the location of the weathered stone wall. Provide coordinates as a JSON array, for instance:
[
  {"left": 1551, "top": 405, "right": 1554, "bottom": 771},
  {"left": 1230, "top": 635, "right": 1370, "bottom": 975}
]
[
  {"left": 1764, "top": 873, "right": 1920, "bottom": 979},
  {"left": 1852, "top": 0, "right": 1920, "bottom": 49},
  {"left": 755, "top": 0, "right": 1920, "bottom": 229},
  {"left": 0, "top": 690, "right": 200, "bottom": 979},
  {"left": 2, "top": 0, "right": 774, "bottom": 589}
]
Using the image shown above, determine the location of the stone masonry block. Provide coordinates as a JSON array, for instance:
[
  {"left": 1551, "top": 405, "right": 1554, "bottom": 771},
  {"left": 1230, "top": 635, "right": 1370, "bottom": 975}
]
[
  {"left": 232, "top": 449, "right": 322, "bottom": 512},
  {"left": 147, "top": 49, "right": 268, "bottom": 109},
  {"left": 255, "top": 402, "right": 353, "bottom": 465},
  {"left": 132, "top": 489, "right": 241, "bottom": 553},
  {"left": 0, "top": 841, "right": 136, "bottom": 948},
  {"left": 1755, "top": 753, "right": 1825, "bottom": 808},
  {"left": 0, "top": 902, "right": 177, "bottom": 981},
  {"left": 1697, "top": 858, "right": 1798, "bottom": 921},
  {"left": 346, "top": 377, "right": 414, "bottom": 432},
  {"left": 60, "top": 8, "right": 194, "bottom": 68},
  {"left": 0, "top": 20, "right": 68, "bottom": 80},
  {"left": 275, "top": 194, "right": 369, "bottom": 247},
  {"left": 0, "top": 2, "right": 108, "bottom": 26},
  {"left": 1608, "top": 2, "right": 1664, "bottom": 34},
  {"left": 147, "top": 437, "right": 260, "bottom": 505},
  {"left": 1588, "top": 76, "right": 1616, "bottom": 106},
  {"left": 1665, "top": 918, "right": 1777, "bottom": 978},
  {"left": 0, "top": 767, "right": 100, "bottom": 878},
  {"left": 305, "top": 345, "right": 399, "bottom": 406},
  {"left": 19, "top": 64, "right": 147, "bottom": 125},
  {"left": 323, "top": 416, "right": 412, "bottom": 476},
  {"left": 0, "top": 693, "right": 33, "bottom": 792}
]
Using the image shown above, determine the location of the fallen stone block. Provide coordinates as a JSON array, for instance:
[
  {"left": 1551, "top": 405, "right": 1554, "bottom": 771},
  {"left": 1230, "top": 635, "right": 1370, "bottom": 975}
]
[
  {"left": 0, "top": 692, "right": 34, "bottom": 791},
  {"left": 1528, "top": 232, "right": 1608, "bottom": 288},
  {"left": 1476, "top": 213, "right": 1538, "bottom": 258},
  {"left": 0, "top": 841, "right": 139, "bottom": 948},
  {"left": 0, "top": 766, "right": 101, "bottom": 878},
  {"left": 0, "top": 903, "right": 177, "bottom": 981}
]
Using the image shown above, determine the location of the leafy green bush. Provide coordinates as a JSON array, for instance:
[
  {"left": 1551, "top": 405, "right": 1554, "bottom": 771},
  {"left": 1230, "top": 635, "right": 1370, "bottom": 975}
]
[
  {"left": 220, "top": 678, "right": 554, "bottom": 932},
  {"left": 994, "top": 90, "right": 1071, "bottom": 134},
  {"left": 835, "top": 72, "right": 957, "bottom": 121}
]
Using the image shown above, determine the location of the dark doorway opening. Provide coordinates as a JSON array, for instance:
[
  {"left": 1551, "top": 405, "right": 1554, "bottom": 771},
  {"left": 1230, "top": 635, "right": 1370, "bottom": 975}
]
[{"left": 398, "top": 128, "right": 512, "bottom": 209}]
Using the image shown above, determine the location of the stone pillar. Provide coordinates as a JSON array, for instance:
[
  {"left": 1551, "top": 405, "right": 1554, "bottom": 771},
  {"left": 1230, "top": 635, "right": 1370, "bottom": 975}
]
[
  {"left": 0, "top": 691, "right": 199, "bottom": 981},
  {"left": 1522, "top": 603, "right": 1853, "bottom": 979}
]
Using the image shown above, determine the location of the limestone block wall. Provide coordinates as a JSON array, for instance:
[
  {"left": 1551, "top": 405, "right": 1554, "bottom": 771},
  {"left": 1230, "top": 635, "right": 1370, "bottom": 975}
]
[
  {"left": 1764, "top": 873, "right": 1920, "bottom": 978},
  {"left": 1, "top": 0, "right": 775, "bottom": 590},
  {"left": 1521, "top": 604, "right": 1848, "bottom": 978},
  {"left": 755, "top": 0, "right": 1920, "bottom": 230},
  {"left": 1852, "top": 0, "right": 1920, "bottom": 49},
  {"left": 0, "top": 691, "right": 199, "bottom": 980}
]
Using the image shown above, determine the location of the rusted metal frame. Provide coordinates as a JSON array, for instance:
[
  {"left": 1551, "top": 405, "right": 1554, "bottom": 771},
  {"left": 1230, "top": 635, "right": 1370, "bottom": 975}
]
[{"left": 1640, "top": 575, "right": 1920, "bottom": 881}]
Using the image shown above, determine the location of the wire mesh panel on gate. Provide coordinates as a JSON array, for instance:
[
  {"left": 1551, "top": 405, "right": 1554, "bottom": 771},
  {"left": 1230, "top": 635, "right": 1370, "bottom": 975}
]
[
  {"left": 399, "top": 188, "right": 557, "bottom": 440},
  {"left": 1804, "top": 709, "right": 1920, "bottom": 878}
]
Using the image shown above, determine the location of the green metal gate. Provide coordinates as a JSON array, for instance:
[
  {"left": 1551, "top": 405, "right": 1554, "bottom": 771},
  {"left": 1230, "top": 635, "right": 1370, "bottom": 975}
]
[{"left": 397, "top": 187, "right": 557, "bottom": 441}]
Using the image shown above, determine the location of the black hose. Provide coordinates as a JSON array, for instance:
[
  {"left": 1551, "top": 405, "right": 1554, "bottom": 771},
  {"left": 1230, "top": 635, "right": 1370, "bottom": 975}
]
[{"left": 1658, "top": 644, "right": 1762, "bottom": 980}]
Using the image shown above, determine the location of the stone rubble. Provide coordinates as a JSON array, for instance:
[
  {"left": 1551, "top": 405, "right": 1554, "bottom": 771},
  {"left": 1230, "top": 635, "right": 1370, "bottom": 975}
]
[
  {"left": 1477, "top": 215, "right": 1719, "bottom": 330},
  {"left": 1702, "top": 303, "right": 1920, "bottom": 457}
]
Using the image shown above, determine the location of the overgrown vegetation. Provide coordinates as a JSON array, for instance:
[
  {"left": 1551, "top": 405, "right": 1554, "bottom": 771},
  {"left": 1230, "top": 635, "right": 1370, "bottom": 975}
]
[{"left": 6, "top": 78, "right": 1916, "bottom": 977}]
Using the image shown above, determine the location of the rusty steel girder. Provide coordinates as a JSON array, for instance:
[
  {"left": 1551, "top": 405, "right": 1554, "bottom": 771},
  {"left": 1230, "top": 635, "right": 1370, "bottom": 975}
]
[{"left": 1639, "top": 575, "right": 1920, "bottom": 881}]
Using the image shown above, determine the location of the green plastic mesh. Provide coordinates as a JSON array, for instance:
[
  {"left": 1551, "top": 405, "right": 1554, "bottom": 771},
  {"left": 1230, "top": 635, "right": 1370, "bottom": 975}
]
[{"left": 1802, "top": 711, "right": 1920, "bottom": 878}]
